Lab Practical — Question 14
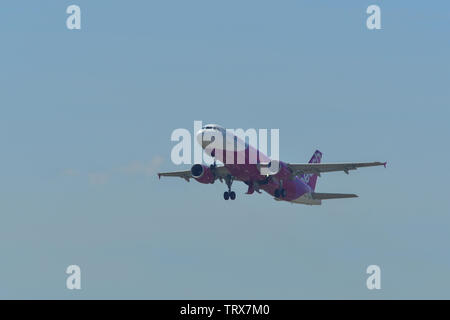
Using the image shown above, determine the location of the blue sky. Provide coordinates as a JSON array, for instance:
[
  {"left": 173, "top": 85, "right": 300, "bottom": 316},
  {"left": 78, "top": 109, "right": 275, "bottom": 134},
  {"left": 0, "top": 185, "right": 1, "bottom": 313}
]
[{"left": 0, "top": 1, "right": 449, "bottom": 298}]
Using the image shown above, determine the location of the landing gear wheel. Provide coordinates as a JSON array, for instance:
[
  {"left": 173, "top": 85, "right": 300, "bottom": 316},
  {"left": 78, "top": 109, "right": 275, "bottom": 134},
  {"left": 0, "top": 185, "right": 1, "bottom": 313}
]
[
  {"left": 274, "top": 189, "right": 281, "bottom": 198},
  {"left": 281, "top": 188, "right": 287, "bottom": 198},
  {"left": 224, "top": 175, "right": 235, "bottom": 201}
]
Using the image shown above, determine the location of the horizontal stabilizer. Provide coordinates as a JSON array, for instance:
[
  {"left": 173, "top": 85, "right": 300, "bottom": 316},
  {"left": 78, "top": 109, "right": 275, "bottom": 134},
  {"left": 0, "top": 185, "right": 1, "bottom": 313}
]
[{"left": 311, "top": 192, "right": 358, "bottom": 200}]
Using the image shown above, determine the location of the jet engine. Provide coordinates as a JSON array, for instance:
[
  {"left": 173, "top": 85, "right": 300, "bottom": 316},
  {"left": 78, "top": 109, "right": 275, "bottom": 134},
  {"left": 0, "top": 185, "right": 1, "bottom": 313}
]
[
  {"left": 191, "top": 164, "right": 215, "bottom": 184},
  {"left": 257, "top": 160, "right": 281, "bottom": 176}
]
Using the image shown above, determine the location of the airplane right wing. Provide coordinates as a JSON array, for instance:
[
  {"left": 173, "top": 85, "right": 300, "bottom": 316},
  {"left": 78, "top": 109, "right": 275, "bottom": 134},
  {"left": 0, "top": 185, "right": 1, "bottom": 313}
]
[
  {"left": 158, "top": 169, "right": 192, "bottom": 182},
  {"left": 157, "top": 165, "right": 232, "bottom": 182}
]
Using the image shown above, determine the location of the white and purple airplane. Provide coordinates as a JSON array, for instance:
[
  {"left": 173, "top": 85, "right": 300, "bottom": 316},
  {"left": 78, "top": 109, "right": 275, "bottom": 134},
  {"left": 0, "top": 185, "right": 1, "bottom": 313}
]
[{"left": 158, "top": 124, "right": 386, "bottom": 205}]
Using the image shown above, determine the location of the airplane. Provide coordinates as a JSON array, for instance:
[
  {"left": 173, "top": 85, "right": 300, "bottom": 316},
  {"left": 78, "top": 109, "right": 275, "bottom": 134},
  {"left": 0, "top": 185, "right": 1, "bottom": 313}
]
[{"left": 158, "top": 124, "right": 386, "bottom": 205}]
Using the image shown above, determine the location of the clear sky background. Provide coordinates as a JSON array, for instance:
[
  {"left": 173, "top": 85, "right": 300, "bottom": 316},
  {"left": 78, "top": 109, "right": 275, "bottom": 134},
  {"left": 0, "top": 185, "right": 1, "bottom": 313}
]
[{"left": 0, "top": 1, "right": 449, "bottom": 299}]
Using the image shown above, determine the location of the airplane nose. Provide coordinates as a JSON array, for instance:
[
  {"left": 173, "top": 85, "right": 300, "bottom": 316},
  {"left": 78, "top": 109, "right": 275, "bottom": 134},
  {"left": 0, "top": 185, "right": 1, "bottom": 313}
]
[{"left": 197, "top": 129, "right": 220, "bottom": 149}]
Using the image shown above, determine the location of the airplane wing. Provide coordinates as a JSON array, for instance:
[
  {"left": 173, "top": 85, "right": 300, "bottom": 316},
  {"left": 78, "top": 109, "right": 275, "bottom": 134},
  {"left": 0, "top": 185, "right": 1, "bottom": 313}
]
[
  {"left": 158, "top": 169, "right": 192, "bottom": 182},
  {"left": 287, "top": 161, "right": 386, "bottom": 176},
  {"left": 158, "top": 166, "right": 232, "bottom": 182},
  {"left": 311, "top": 192, "right": 358, "bottom": 200}
]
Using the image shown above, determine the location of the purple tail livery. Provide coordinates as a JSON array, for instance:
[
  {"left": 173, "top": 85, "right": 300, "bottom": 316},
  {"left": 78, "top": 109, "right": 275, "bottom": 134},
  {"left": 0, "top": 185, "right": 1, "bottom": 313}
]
[{"left": 300, "top": 150, "right": 322, "bottom": 192}]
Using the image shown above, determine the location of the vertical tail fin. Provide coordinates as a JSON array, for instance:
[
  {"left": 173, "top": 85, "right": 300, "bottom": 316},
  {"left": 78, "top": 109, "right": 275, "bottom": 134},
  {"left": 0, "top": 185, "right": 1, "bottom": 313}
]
[{"left": 300, "top": 150, "right": 322, "bottom": 191}]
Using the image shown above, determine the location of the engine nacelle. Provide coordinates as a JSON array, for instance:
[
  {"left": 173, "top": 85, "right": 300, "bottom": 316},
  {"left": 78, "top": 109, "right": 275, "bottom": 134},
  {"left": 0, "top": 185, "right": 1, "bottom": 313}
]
[
  {"left": 191, "top": 164, "right": 215, "bottom": 184},
  {"left": 257, "top": 160, "right": 281, "bottom": 176}
]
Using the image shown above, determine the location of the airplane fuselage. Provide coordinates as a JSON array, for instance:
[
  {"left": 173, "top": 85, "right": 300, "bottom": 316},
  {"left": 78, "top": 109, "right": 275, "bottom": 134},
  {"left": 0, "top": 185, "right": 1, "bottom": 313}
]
[{"left": 197, "top": 126, "right": 320, "bottom": 205}]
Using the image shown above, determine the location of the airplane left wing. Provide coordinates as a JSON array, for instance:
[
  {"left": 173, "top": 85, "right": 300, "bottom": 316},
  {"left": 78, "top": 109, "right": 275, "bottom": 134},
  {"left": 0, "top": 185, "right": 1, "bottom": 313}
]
[
  {"left": 311, "top": 192, "right": 358, "bottom": 200},
  {"left": 287, "top": 161, "right": 386, "bottom": 176}
]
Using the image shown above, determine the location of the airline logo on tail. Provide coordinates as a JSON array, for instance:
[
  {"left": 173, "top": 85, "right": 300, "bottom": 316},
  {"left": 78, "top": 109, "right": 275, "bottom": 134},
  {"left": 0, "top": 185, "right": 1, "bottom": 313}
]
[{"left": 300, "top": 150, "right": 322, "bottom": 190}]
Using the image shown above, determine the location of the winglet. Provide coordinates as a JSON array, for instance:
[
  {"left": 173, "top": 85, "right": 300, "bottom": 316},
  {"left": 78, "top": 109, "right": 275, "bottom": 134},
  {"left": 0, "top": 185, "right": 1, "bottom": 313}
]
[
  {"left": 383, "top": 162, "right": 387, "bottom": 168},
  {"left": 158, "top": 173, "right": 161, "bottom": 179}
]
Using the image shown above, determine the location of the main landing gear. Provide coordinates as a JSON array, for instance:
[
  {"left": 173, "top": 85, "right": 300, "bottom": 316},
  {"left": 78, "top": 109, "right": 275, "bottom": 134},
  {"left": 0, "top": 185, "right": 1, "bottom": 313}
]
[
  {"left": 223, "top": 175, "right": 236, "bottom": 200},
  {"left": 274, "top": 180, "right": 287, "bottom": 198},
  {"left": 224, "top": 191, "right": 236, "bottom": 200},
  {"left": 274, "top": 188, "right": 286, "bottom": 198}
]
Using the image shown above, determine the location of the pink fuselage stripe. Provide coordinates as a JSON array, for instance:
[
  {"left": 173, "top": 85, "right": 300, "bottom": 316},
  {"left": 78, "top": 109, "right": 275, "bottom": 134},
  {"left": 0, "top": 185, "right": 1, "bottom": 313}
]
[{"left": 211, "top": 145, "right": 311, "bottom": 201}]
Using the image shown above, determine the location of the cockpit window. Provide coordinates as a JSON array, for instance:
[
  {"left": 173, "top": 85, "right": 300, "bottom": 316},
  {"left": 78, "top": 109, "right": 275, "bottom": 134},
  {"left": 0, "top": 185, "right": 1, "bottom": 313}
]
[{"left": 202, "top": 124, "right": 226, "bottom": 134}]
